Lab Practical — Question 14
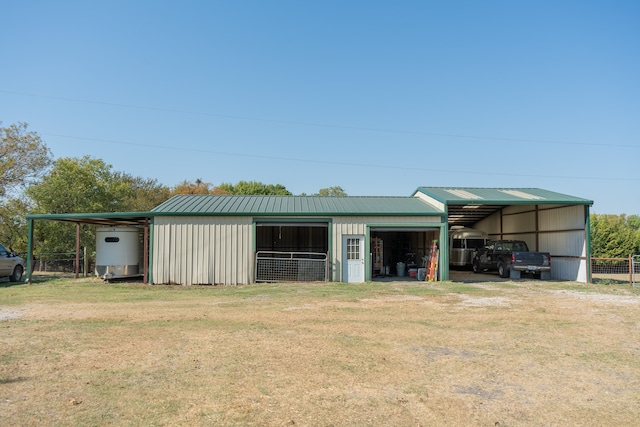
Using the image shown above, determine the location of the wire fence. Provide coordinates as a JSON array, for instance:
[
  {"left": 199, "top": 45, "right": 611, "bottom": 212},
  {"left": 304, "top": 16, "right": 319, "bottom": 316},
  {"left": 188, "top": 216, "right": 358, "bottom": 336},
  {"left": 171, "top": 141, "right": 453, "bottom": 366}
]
[
  {"left": 31, "top": 252, "right": 90, "bottom": 277},
  {"left": 591, "top": 255, "right": 639, "bottom": 286}
]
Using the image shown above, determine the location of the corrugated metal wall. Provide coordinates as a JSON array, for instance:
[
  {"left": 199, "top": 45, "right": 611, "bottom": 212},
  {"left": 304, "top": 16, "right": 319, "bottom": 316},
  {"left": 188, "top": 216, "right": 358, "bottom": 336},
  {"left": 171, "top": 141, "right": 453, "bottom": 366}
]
[
  {"left": 153, "top": 215, "right": 441, "bottom": 285},
  {"left": 475, "top": 205, "right": 587, "bottom": 281},
  {"left": 153, "top": 216, "right": 253, "bottom": 285}
]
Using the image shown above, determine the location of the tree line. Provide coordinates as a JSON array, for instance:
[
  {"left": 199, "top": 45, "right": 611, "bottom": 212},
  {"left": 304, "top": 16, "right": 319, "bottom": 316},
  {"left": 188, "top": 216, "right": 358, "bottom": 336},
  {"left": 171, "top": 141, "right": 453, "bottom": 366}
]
[
  {"left": 0, "top": 122, "right": 346, "bottom": 256},
  {"left": 1, "top": 122, "right": 638, "bottom": 260}
]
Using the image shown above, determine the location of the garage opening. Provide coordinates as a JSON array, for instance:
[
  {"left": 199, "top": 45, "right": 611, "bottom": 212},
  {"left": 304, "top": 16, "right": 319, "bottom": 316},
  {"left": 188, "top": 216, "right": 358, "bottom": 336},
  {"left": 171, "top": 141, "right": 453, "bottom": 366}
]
[
  {"left": 370, "top": 227, "right": 440, "bottom": 280},
  {"left": 255, "top": 222, "right": 329, "bottom": 282}
]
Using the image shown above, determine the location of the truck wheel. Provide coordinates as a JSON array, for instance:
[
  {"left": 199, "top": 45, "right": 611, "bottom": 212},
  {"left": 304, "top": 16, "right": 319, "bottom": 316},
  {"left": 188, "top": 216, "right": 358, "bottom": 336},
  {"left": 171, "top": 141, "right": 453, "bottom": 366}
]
[
  {"left": 498, "top": 262, "right": 509, "bottom": 278},
  {"left": 10, "top": 265, "right": 23, "bottom": 282},
  {"left": 472, "top": 260, "right": 481, "bottom": 274}
]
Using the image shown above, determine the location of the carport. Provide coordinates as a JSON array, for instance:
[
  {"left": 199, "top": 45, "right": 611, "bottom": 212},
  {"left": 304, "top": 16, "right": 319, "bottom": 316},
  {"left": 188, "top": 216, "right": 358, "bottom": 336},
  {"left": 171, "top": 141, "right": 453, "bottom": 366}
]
[
  {"left": 24, "top": 212, "right": 153, "bottom": 283},
  {"left": 413, "top": 187, "right": 594, "bottom": 282}
]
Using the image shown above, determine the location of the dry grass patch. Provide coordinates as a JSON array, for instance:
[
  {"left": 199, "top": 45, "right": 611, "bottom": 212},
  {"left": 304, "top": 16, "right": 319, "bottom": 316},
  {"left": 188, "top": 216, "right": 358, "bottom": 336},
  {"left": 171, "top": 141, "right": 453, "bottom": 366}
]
[{"left": 1, "top": 278, "right": 640, "bottom": 426}]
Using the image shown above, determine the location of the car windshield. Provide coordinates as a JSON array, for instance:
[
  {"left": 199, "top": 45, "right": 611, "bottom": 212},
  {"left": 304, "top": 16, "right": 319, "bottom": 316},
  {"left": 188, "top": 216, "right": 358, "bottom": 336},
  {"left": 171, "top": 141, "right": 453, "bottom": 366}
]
[{"left": 491, "top": 241, "right": 528, "bottom": 252}]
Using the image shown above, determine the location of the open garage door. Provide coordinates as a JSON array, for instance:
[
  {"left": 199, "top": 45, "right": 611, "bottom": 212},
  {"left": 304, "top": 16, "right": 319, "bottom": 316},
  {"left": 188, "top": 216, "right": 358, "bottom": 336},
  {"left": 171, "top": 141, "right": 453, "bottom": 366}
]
[{"left": 370, "top": 227, "right": 441, "bottom": 280}]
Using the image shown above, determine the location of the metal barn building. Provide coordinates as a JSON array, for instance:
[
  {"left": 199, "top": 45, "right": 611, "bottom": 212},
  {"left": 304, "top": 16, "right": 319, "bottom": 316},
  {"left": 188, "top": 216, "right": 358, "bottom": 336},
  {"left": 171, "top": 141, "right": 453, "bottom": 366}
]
[
  {"left": 150, "top": 195, "right": 446, "bottom": 285},
  {"left": 24, "top": 187, "right": 593, "bottom": 285}
]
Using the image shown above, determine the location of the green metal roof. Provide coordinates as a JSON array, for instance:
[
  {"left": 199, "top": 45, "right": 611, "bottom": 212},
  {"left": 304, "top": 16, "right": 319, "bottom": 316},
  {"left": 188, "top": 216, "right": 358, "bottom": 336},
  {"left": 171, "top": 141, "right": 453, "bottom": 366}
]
[
  {"left": 413, "top": 187, "right": 593, "bottom": 205},
  {"left": 152, "top": 195, "right": 444, "bottom": 217},
  {"left": 413, "top": 187, "right": 593, "bottom": 227}
]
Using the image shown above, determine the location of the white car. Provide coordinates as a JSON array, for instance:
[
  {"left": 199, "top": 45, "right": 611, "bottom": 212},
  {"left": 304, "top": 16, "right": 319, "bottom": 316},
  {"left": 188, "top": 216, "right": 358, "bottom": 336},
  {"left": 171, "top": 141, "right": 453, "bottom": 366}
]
[{"left": 0, "top": 244, "right": 25, "bottom": 282}]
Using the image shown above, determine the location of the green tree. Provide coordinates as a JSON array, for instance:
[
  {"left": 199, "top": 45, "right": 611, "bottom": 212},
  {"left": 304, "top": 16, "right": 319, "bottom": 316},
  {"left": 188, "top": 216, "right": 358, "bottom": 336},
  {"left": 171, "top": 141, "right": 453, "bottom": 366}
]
[
  {"left": 590, "top": 214, "right": 638, "bottom": 258},
  {"left": 27, "top": 156, "right": 129, "bottom": 214},
  {"left": 26, "top": 156, "right": 141, "bottom": 255},
  {"left": 316, "top": 186, "right": 347, "bottom": 196},
  {"left": 171, "top": 179, "right": 217, "bottom": 195},
  {"left": 0, "top": 122, "right": 52, "bottom": 198},
  {"left": 115, "top": 172, "right": 171, "bottom": 211},
  {"left": 0, "top": 197, "right": 30, "bottom": 253},
  {"left": 216, "top": 180, "right": 292, "bottom": 195}
]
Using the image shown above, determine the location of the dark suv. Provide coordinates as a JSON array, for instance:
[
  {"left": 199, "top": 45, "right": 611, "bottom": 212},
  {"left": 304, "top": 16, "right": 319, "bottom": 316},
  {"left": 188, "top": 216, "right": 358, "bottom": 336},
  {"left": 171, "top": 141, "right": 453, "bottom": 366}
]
[{"left": 0, "top": 244, "right": 25, "bottom": 282}]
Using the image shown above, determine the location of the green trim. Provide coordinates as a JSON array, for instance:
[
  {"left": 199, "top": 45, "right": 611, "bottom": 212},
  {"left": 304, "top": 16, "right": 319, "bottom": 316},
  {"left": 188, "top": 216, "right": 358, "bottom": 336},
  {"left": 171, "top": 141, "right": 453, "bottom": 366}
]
[
  {"left": 251, "top": 217, "right": 334, "bottom": 283},
  {"left": 365, "top": 221, "right": 449, "bottom": 281},
  {"left": 252, "top": 217, "right": 333, "bottom": 224},
  {"left": 26, "top": 218, "right": 34, "bottom": 283},
  {"left": 585, "top": 205, "right": 592, "bottom": 283},
  {"left": 148, "top": 218, "right": 154, "bottom": 284},
  {"left": 155, "top": 211, "right": 441, "bottom": 218}
]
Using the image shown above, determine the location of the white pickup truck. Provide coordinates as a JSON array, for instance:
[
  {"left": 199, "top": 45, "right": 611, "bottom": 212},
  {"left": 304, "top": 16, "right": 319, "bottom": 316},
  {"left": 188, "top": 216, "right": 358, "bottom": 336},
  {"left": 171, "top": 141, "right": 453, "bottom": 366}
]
[{"left": 0, "top": 244, "right": 25, "bottom": 282}]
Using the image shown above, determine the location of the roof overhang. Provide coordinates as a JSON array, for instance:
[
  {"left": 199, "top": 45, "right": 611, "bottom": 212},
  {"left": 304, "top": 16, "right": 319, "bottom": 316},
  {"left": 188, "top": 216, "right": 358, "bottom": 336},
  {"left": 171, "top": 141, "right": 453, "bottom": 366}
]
[
  {"left": 26, "top": 212, "right": 152, "bottom": 227},
  {"left": 413, "top": 187, "right": 593, "bottom": 228}
]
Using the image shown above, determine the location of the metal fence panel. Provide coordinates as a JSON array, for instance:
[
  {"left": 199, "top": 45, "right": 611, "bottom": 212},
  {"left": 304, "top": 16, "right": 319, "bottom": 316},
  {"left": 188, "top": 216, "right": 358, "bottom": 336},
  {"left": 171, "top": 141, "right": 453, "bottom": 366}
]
[
  {"left": 255, "top": 251, "right": 328, "bottom": 283},
  {"left": 634, "top": 255, "right": 639, "bottom": 287},
  {"left": 591, "top": 256, "right": 635, "bottom": 286}
]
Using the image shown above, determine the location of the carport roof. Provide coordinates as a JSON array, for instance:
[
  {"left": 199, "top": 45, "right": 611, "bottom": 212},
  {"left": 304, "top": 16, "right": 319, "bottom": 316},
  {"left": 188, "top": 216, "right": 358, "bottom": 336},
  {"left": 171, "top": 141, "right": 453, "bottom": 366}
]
[
  {"left": 152, "top": 195, "right": 444, "bottom": 217},
  {"left": 26, "top": 212, "right": 152, "bottom": 226},
  {"left": 414, "top": 187, "right": 593, "bottom": 205},
  {"left": 413, "top": 187, "right": 593, "bottom": 227}
]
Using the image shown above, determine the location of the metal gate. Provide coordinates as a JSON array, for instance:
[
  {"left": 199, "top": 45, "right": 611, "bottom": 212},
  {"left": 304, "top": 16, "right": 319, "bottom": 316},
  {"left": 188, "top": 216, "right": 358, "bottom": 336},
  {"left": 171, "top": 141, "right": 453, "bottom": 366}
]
[
  {"left": 255, "top": 251, "right": 329, "bottom": 283},
  {"left": 634, "top": 255, "right": 640, "bottom": 287}
]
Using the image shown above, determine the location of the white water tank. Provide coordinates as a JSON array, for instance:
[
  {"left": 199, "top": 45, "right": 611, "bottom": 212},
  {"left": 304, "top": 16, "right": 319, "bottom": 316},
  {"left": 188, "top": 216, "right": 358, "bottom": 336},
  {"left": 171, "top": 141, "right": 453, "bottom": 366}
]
[{"left": 95, "top": 227, "right": 141, "bottom": 279}]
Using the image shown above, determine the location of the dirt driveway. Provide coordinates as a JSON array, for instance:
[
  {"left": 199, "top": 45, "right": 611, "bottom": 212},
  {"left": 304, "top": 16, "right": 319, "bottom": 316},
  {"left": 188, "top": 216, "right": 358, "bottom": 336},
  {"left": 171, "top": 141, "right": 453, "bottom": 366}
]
[{"left": 1, "top": 279, "right": 639, "bottom": 426}]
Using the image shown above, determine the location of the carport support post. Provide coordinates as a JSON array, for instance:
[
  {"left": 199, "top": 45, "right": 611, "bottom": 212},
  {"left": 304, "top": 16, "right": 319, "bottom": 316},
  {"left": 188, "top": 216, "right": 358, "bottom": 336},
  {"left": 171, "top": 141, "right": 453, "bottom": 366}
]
[
  {"left": 143, "top": 218, "right": 149, "bottom": 284},
  {"left": 75, "top": 223, "right": 81, "bottom": 279},
  {"left": 26, "top": 218, "right": 34, "bottom": 284}
]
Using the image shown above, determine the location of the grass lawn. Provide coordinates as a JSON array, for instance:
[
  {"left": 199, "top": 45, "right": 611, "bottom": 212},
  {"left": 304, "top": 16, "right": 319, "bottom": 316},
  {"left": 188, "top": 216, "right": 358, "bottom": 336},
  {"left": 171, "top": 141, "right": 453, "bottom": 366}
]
[{"left": 2, "top": 276, "right": 640, "bottom": 426}]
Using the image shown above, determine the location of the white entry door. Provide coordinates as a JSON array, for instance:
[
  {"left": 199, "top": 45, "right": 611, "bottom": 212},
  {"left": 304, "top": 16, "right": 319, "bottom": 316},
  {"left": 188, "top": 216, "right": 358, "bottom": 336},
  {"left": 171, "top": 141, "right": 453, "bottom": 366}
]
[{"left": 343, "top": 235, "right": 365, "bottom": 283}]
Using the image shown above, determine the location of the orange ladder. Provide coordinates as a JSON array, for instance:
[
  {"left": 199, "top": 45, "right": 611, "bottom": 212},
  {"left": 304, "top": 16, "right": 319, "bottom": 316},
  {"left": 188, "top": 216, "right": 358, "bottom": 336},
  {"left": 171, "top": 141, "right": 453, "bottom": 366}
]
[{"left": 425, "top": 240, "right": 439, "bottom": 282}]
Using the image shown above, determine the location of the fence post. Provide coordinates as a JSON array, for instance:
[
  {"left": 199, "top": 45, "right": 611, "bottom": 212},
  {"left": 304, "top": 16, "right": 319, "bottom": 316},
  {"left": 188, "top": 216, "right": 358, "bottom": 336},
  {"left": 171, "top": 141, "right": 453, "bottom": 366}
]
[
  {"left": 630, "top": 254, "right": 633, "bottom": 287},
  {"left": 84, "top": 246, "right": 88, "bottom": 278}
]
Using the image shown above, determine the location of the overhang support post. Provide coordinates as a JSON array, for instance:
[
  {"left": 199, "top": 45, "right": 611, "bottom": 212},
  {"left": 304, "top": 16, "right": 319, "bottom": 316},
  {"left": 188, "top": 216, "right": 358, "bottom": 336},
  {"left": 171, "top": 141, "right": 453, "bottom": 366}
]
[
  {"left": 143, "top": 218, "right": 149, "bottom": 284},
  {"left": 75, "top": 223, "right": 81, "bottom": 279},
  {"left": 26, "top": 218, "right": 34, "bottom": 284}
]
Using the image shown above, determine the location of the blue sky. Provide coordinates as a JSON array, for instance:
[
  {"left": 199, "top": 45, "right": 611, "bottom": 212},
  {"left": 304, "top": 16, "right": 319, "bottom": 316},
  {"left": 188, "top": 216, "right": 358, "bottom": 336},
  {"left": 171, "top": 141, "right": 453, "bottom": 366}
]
[{"left": 2, "top": 1, "right": 638, "bottom": 214}]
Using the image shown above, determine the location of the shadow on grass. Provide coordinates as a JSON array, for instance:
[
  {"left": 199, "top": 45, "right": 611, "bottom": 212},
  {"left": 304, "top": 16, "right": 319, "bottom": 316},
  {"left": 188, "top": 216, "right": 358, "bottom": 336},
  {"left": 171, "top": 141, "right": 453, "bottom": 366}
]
[
  {"left": 0, "top": 273, "right": 76, "bottom": 288},
  {"left": 592, "top": 277, "right": 633, "bottom": 286},
  {"left": 0, "top": 377, "right": 29, "bottom": 385}
]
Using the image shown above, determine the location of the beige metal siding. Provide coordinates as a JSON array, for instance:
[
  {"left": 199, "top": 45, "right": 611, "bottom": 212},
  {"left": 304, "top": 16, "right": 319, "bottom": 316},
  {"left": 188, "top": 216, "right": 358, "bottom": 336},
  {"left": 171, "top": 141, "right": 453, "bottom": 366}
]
[
  {"left": 473, "top": 205, "right": 588, "bottom": 282},
  {"left": 153, "top": 216, "right": 253, "bottom": 285},
  {"left": 539, "top": 205, "right": 588, "bottom": 281},
  {"left": 154, "top": 214, "right": 442, "bottom": 285}
]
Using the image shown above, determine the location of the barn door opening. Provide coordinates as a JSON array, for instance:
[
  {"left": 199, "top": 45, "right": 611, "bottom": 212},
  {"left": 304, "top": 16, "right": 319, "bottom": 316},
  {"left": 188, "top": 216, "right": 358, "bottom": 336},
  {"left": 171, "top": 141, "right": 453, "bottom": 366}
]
[{"left": 255, "top": 222, "right": 329, "bottom": 282}]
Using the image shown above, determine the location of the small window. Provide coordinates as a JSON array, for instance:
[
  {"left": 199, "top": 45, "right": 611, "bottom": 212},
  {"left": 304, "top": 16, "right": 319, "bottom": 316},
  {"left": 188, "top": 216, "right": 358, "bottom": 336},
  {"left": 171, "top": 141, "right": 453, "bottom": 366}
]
[
  {"left": 105, "top": 237, "right": 120, "bottom": 243},
  {"left": 347, "top": 238, "right": 360, "bottom": 260},
  {"left": 467, "top": 239, "right": 486, "bottom": 250}
]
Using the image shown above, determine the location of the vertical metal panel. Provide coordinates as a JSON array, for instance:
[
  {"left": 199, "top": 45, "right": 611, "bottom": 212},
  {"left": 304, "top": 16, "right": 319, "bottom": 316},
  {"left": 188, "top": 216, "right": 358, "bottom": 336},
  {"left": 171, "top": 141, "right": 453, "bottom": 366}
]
[
  {"left": 538, "top": 205, "right": 584, "bottom": 230},
  {"left": 152, "top": 216, "right": 252, "bottom": 285},
  {"left": 502, "top": 207, "right": 536, "bottom": 236}
]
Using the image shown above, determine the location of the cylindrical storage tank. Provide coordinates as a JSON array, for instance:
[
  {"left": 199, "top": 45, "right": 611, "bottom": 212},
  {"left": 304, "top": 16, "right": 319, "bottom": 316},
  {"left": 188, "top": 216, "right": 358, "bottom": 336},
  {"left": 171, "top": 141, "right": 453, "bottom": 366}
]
[
  {"left": 95, "top": 227, "right": 140, "bottom": 279},
  {"left": 396, "top": 262, "right": 406, "bottom": 277}
]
